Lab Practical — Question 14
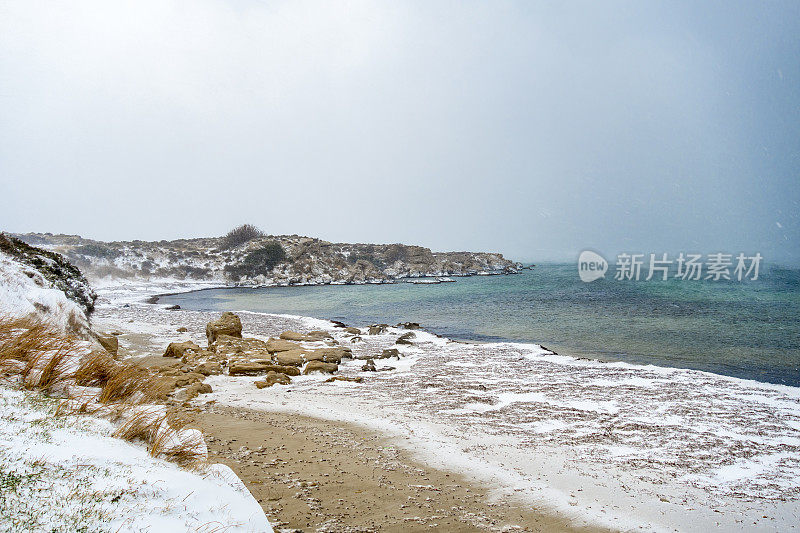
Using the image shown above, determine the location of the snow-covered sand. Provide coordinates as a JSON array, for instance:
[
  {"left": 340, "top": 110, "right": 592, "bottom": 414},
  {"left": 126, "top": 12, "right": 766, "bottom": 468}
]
[
  {"left": 91, "top": 281, "right": 800, "bottom": 533},
  {"left": 0, "top": 385, "right": 271, "bottom": 532}
]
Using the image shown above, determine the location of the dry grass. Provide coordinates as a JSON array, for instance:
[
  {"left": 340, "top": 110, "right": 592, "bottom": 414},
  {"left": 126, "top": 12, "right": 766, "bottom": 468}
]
[
  {"left": 0, "top": 315, "right": 80, "bottom": 391},
  {"left": 113, "top": 407, "right": 167, "bottom": 442},
  {"left": 150, "top": 412, "right": 205, "bottom": 468},
  {"left": 74, "top": 350, "right": 116, "bottom": 387},
  {"left": 0, "top": 314, "right": 207, "bottom": 469},
  {"left": 114, "top": 408, "right": 205, "bottom": 468}
]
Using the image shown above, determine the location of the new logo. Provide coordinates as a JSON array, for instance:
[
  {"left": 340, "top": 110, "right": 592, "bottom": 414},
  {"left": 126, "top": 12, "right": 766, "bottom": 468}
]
[{"left": 578, "top": 250, "right": 607, "bottom": 282}]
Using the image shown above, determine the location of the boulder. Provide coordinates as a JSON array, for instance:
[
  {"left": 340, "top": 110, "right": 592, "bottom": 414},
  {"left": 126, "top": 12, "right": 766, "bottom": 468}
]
[
  {"left": 266, "top": 338, "right": 302, "bottom": 353},
  {"left": 396, "top": 332, "right": 415, "bottom": 345},
  {"left": 181, "top": 349, "right": 218, "bottom": 366},
  {"left": 173, "top": 372, "right": 205, "bottom": 388},
  {"left": 279, "top": 330, "right": 333, "bottom": 342},
  {"left": 365, "top": 348, "right": 400, "bottom": 360},
  {"left": 350, "top": 336, "right": 362, "bottom": 343},
  {"left": 303, "top": 347, "right": 351, "bottom": 364},
  {"left": 181, "top": 381, "right": 212, "bottom": 401},
  {"left": 325, "top": 376, "right": 363, "bottom": 383},
  {"left": 255, "top": 371, "right": 292, "bottom": 388},
  {"left": 95, "top": 334, "right": 119, "bottom": 356},
  {"left": 361, "top": 359, "right": 376, "bottom": 372},
  {"left": 273, "top": 349, "right": 306, "bottom": 367},
  {"left": 206, "top": 312, "right": 242, "bottom": 345},
  {"left": 262, "top": 364, "right": 301, "bottom": 377},
  {"left": 302, "top": 361, "right": 338, "bottom": 375},
  {"left": 228, "top": 361, "right": 301, "bottom": 376},
  {"left": 194, "top": 361, "right": 223, "bottom": 376},
  {"left": 163, "top": 341, "right": 202, "bottom": 359},
  {"left": 397, "top": 322, "right": 421, "bottom": 330},
  {"left": 189, "top": 381, "right": 212, "bottom": 395},
  {"left": 212, "top": 335, "right": 269, "bottom": 359},
  {"left": 165, "top": 304, "right": 181, "bottom": 311},
  {"left": 368, "top": 324, "right": 389, "bottom": 335},
  {"left": 330, "top": 320, "right": 347, "bottom": 328},
  {"left": 279, "top": 330, "right": 307, "bottom": 342},
  {"left": 176, "top": 327, "right": 188, "bottom": 333},
  {"left": 345, "top": 327, "right": 362, "bottom": 335}
]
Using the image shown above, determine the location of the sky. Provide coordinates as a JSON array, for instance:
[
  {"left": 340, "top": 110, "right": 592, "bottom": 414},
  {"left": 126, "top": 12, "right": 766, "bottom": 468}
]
[{"left": 1, "top": 1, "right": 798, "bottom": 264}]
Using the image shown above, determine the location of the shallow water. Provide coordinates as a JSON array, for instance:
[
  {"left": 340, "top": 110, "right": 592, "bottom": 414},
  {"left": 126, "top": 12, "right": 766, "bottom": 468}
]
[{"left": 159, "top": 264, "right": 800, "bottom": 386}]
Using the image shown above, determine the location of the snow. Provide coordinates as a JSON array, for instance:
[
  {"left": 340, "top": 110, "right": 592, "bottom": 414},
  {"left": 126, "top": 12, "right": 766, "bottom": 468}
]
[
  {"left": 0, "top": 252, "right": 88, "bottom": 332},
  {"left": 0, "top": 384, "right": 271, "bottom": 533}
]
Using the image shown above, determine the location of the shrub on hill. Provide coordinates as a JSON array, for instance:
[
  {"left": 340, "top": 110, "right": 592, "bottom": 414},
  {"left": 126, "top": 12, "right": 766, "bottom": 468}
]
[{"left": 220, "top": 224, "right": 264, "bottom": 250}]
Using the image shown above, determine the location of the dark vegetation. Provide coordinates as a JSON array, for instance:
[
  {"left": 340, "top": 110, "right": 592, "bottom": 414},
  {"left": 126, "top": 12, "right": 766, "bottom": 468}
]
[
  {"left": 220, "top": 224, "right": 265, "bottom": 250},
  {"left": 0, "top": 233, "right": 97, "bottom": 316},
  {"left": 384, "top": 243, "right": 409, "bottom": 263},
  {"left": 224, "top": 241, "right": 287, "bottom": 280},
  {"left": 73, "top": 243, "right": 121, "bottom": 260},
  {"left": 347, "top": 252, "right": 385, "bottom": 270}
]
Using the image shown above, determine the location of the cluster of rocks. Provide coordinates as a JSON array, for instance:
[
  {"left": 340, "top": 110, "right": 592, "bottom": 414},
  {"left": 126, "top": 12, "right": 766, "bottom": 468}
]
[
  {"left": 156, "top": 313, "right": 423, "bottom": 398},
  {"left": 161, "top": 312, "right": 412, "bottom": 395}
]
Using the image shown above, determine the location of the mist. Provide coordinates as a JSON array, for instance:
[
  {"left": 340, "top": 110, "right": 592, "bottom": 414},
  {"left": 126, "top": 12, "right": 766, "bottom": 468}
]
[{"left": 1, "top": 0, "right": 798, "bottom": 263}]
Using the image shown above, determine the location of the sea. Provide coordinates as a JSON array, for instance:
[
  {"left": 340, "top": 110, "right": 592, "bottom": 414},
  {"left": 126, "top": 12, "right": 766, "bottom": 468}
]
[{"left": 158, "top": 263, "right": 800, "bottom": 387}]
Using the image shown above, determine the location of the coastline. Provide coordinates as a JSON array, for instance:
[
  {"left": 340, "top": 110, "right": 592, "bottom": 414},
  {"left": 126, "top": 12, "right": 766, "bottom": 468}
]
[{"left": 91, "top": 280, "right": 800, "bottom": 532}]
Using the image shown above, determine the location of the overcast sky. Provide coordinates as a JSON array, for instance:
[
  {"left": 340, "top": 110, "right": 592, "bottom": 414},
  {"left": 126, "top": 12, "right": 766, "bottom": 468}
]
[{"left": 1, "top": 1, "right": 798, "bottom": 263}]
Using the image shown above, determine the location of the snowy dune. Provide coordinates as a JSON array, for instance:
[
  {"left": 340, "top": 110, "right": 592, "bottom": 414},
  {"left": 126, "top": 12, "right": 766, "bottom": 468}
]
[{"left": 0, "top": 385, "right": 270, "bottom": 532}]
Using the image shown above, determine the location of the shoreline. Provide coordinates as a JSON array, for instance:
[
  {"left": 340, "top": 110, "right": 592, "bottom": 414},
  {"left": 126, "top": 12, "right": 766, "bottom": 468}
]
[
  {"left": 91, "top": 282, "right": 800, "bottom": 532},
  {"left": 184, "top": 403, "right": 603, "bottom": 532},
  {"left": 115, "top": 268, "right": 523, "bottom": 304},
  {"left": 147, "top": 281, "right": 800, "bottom": 390}
]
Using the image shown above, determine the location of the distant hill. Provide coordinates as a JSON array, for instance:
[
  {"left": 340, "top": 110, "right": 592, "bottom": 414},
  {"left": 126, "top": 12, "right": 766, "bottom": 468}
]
[{"left": 13, "top": 231, "right": 521, "bottom": 286}]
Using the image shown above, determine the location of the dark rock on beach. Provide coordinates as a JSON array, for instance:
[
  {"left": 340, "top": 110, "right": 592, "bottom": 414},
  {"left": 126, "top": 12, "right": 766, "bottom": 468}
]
[
  {"left": 396, "top": 332, "right": 415, "bottom": 345},
  {"left": 368, "top": 324, "right": 389, "bottom": 335}
]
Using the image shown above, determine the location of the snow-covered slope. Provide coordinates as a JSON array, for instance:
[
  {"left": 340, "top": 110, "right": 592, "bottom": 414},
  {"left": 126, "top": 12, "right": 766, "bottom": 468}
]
[
  {"left": 0, "top": 247, "right": 91, "bottom": 335},
  {"left": 0, "top": 385, "right": 271, "bottom": 532}
]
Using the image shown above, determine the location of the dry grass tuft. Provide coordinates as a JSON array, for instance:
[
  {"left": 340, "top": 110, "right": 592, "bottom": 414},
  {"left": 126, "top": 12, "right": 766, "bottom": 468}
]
[
  {"left": 113, "top": 408, "right": 205, "bottom": 468},
  {"left": 74, "top": 351, "right": 117, "bottom": 387},
  {"left": 0, "top": 314, "right": 207, "bottom": 469},
  {"left": 113, "top": 407, "right": 166, "bottom": 442},
  {"left": 150, "top": 413, "right": 205, "bottom": 468},
  {"left": 0, "top": 315, "right": 79, "bottom": 391}
]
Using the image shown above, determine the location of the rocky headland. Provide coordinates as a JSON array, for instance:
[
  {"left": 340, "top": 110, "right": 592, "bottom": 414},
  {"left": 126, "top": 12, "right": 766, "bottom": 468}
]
[{"left": 14, "top": 228, "right": 521, "bottom": 286}]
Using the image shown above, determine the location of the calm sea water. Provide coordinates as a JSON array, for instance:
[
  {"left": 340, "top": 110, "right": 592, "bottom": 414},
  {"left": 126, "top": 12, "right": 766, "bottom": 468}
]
[{"left": 159, "top": 264, "right": 800, "bottom": 387}]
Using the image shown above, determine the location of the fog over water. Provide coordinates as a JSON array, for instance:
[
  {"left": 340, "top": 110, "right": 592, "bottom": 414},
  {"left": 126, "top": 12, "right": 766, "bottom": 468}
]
[{"left": 1, "top": 1, "right": 798, "bottom": 263}]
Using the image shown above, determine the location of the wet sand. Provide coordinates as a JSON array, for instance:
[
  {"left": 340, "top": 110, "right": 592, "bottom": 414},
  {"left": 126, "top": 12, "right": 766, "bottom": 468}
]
[{"left": 180, "top": 403, "right": 606, "bottom": 532}]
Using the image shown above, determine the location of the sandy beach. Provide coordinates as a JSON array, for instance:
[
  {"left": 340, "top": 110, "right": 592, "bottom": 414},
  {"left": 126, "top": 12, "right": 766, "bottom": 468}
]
[
  {"left": 186, "top": 404, "right": 601, "bottom": 532},
  {"left": 87, "top": 279, "right": 800, "bottom": 533}
]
